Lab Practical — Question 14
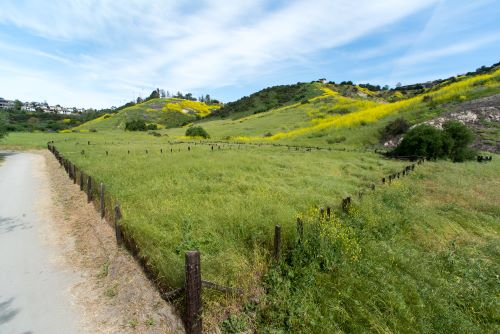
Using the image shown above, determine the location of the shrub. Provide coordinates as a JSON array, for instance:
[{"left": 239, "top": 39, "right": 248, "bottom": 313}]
[
  {"left": 442, "top": 121, "right": 476, "bottom": 162},
  {"left": 393, "top": 124, "right": 451, "bottom": 160},
  {"left": 185, "top": 126, "right": 210, "bottom": 138},
  {"left": 90, "top": 128, "right": 97, "bottom": 132},
  {"left": 146, "top": 123, "right": 158, "bottom": 130},
  {"left": 327, "top": 136, "right": 346, "bottom": 144},
  {"left": 125, "top": 119, "right": 147, "bottom": 131},
  {"left": 394, "top": 121, "right": 475, "bottom": 161},
  {"left": 380, "top": 118, "right": 410, "bottom": 141}
]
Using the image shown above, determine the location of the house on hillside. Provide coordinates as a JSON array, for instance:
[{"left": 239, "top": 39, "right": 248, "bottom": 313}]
[
  {"left": 0, "top": 98, "right": 14, "bottom": 109},
  {"left": 21, "top": 102, "right": 36, "bottom": 112}
]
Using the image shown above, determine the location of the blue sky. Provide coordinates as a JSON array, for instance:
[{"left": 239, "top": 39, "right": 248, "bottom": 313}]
[{"left": 0, "top": 0, "right": 498, "bottom": 108}]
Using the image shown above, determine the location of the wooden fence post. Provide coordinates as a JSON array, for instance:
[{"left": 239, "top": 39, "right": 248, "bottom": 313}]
[
  {"left": 73, "top": 165, "right": 77, "bottom": 184},
  {"left": 342, "top": 197, "right": 352, "bottom": 212},
  {"left": 80, "top": 171, "right": 84, "bottom": 191},
  {"left": 296, "top": 218, "right": 303, "bottom": 243},
  {"left": 100, "top": 183, "right": 105, "bottom": 219},
  {"left": 326, "top": 207, "right": 331, "bottom": 220},
  {"left": 114, "top": 204, "right": 123, "bottom": 245},
  {"left": 185, "top": 251, "right": 202, "bottom": 334},
  {"left": 274, "top": 225, "right": 281, "bottom": 261},
  {"left": 87, "top": 176, "right": 92, "bottom": 203}
]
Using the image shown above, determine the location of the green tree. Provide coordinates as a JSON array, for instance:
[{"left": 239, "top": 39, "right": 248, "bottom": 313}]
[
  {"left": 148, "top": 89, "right": 160, "bottom": 100},
  {"left": 0, "top": 111, "right": 6, "bottom": 139},
  {"left": 14, "top": 100, "right": 23, "bottom": 111}
]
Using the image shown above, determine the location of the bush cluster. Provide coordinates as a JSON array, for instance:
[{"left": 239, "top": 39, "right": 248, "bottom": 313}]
[
  {"left": 185, "top": 126, "right": 210, "bottom": 138},
  {"left": 394, "top": 121, "right": 475, "bottom": 161},
  {"left": 125, "top": 119, "right": 157, "bottom": 131}
]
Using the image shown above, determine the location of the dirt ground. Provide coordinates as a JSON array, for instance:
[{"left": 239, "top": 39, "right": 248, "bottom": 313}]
[{"left": 39, "top": 150, "right": 185, "bottom": 333}]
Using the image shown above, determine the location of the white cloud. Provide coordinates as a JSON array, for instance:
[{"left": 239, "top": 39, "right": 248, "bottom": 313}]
[
  {"left": 395, "top": 34, "right": 500, "bottom": 67},
  {"left": 386, "top": 0, "right": 500, "bottom": 84},
  {"left": 0, "top": 0, "right": 438, "bottom": 107}
]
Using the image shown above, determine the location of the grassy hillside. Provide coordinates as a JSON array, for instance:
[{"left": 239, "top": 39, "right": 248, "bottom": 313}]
[
  {"left": 74, "top": 97, "right": 220, "bottom": 131},
  {"left": 73, "top": 66, "right": 499, "bottom": 148},
  {"left": 157, "top": 67, "right": 500, "bottom": 149}
]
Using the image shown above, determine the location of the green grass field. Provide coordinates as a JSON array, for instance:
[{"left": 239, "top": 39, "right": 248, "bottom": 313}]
[
  {"left": 45, "top": 134, "right": 406, "bottom": 285},
  {"left": 257, "top": 158, "right": 499, "bottom": 333}
]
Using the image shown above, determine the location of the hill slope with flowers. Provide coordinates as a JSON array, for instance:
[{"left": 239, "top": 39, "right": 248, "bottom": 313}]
[
  {"left": 74, "top": 97, "right": 221, "bottom": 132},
  {"left": 158, "top": 65, "right": 500, "bottom": 149}
]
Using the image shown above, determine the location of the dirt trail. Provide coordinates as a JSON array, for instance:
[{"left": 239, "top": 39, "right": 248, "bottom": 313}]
[
  {"left": 0, "top": 151, "right": 81, "bottom": 333},
  {"left": 0, "top": 151, "right": 184, "bottom": 333}
]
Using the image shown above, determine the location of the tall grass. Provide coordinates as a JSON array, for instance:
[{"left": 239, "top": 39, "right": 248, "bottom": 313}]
[{"left": 254, "top": 159, "right": 500, "bottom": 333}]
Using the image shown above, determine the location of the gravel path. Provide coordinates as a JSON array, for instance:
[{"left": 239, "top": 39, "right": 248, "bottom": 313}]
[{"left": 0, "top": 151, "right": 81, "bottom": 334}]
